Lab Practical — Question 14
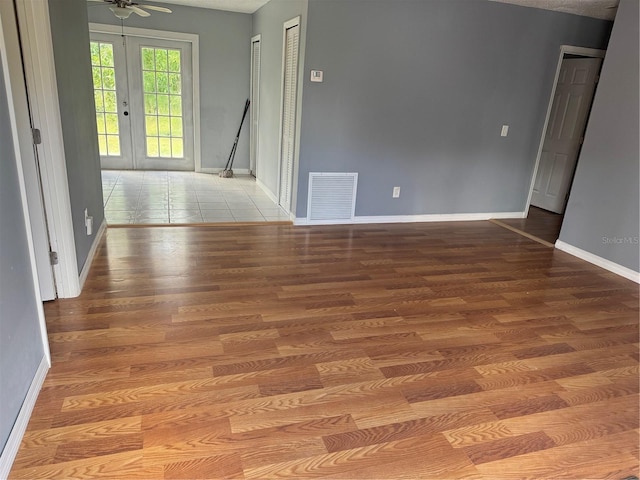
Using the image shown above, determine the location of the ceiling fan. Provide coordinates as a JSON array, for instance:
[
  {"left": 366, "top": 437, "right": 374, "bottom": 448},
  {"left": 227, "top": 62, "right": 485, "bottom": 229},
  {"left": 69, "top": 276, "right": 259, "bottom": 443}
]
[{"left": 87, "top": 0, "right": 172, "bottom": 20}]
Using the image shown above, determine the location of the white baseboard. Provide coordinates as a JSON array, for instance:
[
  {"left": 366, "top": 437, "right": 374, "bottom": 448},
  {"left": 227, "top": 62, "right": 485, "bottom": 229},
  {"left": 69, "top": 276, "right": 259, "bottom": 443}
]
[
  {"left": 555, "top": 240, "right": 640, "bottom": 284},
  {"left": 199, "top": 167, "right": 250, "bottom": 175},
  {"left": 294, "top": 211, "right": 525, "bottom": 226},
  {"left": 0, "top": 356, "right": 49, "bottom": 478},
  {"left": 256, "top": 178, "right": 278, "bottom": 204},
  {"left": 79, "top": 219, "right": 107, "bottom": 291}
]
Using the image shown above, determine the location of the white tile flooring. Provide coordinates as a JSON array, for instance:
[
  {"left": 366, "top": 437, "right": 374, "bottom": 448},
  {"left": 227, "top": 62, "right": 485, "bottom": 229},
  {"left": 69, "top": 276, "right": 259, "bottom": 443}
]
[{"left": 102, "top": 170, "right": 290, "bottom": 224}]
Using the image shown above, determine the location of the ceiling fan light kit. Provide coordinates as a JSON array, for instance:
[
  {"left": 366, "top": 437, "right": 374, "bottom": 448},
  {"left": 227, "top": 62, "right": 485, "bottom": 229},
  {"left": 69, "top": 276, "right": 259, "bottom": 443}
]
[
  {"left": 88, "top": 0, "right": 172, "bottom": 20},
  {"left": 109, "top": 6, "right": 133, "bottom": 19}
]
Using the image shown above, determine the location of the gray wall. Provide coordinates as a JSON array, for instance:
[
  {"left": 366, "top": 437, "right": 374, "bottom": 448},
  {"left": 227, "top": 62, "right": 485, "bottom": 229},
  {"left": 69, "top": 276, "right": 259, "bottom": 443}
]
[
  {"left": 49, "top": 0, "right": 105, "bottom": 273},
  {"left": 295, "top": 0, "right": 611, "bottom": 217},
  {"left": 0, "top": 58, "right": 46, "bottom": 453},
  {"left": 559, "top": 0, "right": 639, "bottom": 272},
  {"left": 252, "top": 0, "right": 308, "bottom": 202},
  {"left": 88, "top": 3, "right": 252, "bottom": 170}
]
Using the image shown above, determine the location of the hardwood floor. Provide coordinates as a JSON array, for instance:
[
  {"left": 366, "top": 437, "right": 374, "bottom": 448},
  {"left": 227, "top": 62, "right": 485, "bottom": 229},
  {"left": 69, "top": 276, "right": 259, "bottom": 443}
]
[
  {"left": 10, "top": 222, "right": 639, "bottom": 479},
  {"left": 496, "top": 207, "right": 565, "bottom": 246}
]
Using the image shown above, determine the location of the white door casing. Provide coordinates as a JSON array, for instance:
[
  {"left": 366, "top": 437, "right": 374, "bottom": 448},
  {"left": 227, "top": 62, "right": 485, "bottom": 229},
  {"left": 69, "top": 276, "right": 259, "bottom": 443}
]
[
  {"left": 250, "top": 34, "right": 261, "bottom": 177},
  {"left": 14, "top": 0, "right": 83, "bottom": 299},
  {"left": 0, "top": 0, "right": 56, "bottom": 300},
  {"left": 0, "top": 0, "right": 51, "bottom": 361},
  {"left": 89, "top": 25, "right": 199, "bottom": 172},
  {"left": 531, "top": 57, "right": 602, "bottom": 213},
  {"left": 278, "top": 18, "right": 300, "bottom": 212}
]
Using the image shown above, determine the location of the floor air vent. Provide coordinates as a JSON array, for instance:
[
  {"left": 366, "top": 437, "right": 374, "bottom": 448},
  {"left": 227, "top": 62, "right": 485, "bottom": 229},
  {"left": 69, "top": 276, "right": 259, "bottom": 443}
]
[{"left": 307, "top": 172, "right": 358, "bottom": 223}]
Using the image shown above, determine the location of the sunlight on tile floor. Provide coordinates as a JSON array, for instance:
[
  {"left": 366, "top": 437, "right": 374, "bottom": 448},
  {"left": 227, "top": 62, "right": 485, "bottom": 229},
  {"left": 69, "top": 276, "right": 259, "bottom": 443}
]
[{"left": 102, "top": 170, "right": 290, "bottom": 224}]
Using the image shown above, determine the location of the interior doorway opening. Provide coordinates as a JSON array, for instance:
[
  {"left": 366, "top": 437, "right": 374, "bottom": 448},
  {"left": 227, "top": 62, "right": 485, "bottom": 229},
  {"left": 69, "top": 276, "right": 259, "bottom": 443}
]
[{"left": 521, "top": 45, "right": 606, "bottom": 246}]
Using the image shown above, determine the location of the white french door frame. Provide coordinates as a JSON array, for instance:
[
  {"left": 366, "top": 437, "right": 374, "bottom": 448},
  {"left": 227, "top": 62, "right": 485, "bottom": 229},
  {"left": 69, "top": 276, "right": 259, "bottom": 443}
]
[
  {"left": 89, "top": 23, "right": 201, "bottom": 172},
  {"left": 276, "top": 16, "right": 302, "bottom": 216},
  {"left": 525, "top": 45, "right": 606, "bottom": 217}
]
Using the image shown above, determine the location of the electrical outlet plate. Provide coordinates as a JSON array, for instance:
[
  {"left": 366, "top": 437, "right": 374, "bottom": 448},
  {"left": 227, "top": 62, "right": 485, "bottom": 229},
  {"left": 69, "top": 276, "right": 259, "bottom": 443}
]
[{"left": 393, "top": 187, "right": 401, "bottom": 198}]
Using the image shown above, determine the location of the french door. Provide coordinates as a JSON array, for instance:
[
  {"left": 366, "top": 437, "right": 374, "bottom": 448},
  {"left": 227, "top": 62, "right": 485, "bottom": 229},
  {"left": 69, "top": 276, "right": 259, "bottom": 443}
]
[{"left": 90, "top": 33, "right": 194, "bottom": 170}]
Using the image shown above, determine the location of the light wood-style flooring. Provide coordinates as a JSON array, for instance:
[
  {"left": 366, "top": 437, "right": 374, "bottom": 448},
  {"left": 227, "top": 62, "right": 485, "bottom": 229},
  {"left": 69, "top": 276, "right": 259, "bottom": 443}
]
[{"left": 10, "top": 222, "right": 639, "bottom": 479}]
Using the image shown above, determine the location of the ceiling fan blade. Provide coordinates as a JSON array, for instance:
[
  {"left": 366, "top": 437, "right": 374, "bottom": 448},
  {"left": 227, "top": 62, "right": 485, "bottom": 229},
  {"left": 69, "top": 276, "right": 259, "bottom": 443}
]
[
  {"left": 86, "top": 0, "right": 110, "bottom": 2},
  {"left": 139, "top": 4, "right": 172, "bottom": 13},
  {"left": 129, "top": 5, "right": 151, "bottom": 16}
]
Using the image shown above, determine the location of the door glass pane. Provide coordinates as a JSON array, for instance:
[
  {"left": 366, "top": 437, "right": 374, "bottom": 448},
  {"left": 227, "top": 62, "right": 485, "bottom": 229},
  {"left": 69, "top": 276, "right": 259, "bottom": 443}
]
[
  {"left": 141, "top": 46, "right": 184, "bottom": 159},
  {"left": 90, "top": 41, "right": 121, "bottom": 156}
]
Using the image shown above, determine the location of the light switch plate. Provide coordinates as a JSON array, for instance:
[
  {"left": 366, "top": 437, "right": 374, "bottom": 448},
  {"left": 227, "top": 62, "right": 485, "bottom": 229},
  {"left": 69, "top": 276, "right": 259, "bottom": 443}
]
[
  {"left": 501, "top": 125, "right": 509, "bottom": 137},
  {"left": 310, "top": 70, "right": 323, "bottom": 82}
]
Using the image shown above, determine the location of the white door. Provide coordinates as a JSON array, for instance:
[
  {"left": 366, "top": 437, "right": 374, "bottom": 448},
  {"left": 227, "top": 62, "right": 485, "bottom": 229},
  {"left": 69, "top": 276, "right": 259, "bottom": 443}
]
[
  {"left": 531, "top": 57, "right": 602, "bottom": 213},
  {"left": 249, "top": 35, "right": 261, "bottom": 177},
  {"left": 0, "top": 0, "right": 56, "bottom": 300},
  {"left": 90, "top": 33, "right": 194, "bottom": 171},
  {"left": 278, "top": 19, "right": 300, "bottom": 211},
  {"left": 90, "top": 33, "right": 133, "bottom": 170}
]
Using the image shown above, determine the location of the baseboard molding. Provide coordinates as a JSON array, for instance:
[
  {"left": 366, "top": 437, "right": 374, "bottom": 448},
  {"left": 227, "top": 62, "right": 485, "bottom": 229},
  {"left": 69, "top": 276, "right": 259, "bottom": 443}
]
[
  {"left": 0, "top": 356, "right": 49, "bottom": 478},
  {"left": 255, "top": 178, "right": 278, "bottom": 204},
  {"left": 294, "top": 211, "right": 525, "bottom": 226},
  {"left": 78, "top": 219, "right": 107, "bottom": 292},
  {"left": 199, "top": 167, "right": 250, "bottom": 175},
  {"left": 555, "top": 240, "right": 640, "bottom": 284}
]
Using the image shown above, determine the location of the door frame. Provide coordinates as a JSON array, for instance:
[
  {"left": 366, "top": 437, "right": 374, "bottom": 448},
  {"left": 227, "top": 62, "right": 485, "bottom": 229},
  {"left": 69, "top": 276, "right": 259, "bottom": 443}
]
[
  {"left": 276, "top": 16, "right": 301, "bottom": 215},
  {"left": 0, "top": 0, "right": 56, "bottom": 300},
  {"left": 0, "top": 1, "right": 51, "bottom": 361},
  {"left": 525, "top": 45, "right": 606, "bottom": 216},
  {"left": 89, "top": 23, "right": 201, "bottom": 172},
  {"left": 15, "top": 0, "right": 80, "bottom": 298},
  {"left": 250, "top": 34, "right": 261, "bottom": 177}
]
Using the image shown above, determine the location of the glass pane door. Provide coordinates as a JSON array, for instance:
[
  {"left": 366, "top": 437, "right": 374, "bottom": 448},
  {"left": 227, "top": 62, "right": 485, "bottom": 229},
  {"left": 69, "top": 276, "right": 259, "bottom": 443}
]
[
  {"left": 141, "top": 46, "right": 184, "bottom": 159},
  {"left": 89, "top": 33, "right": 133, "bottom": 170},
  {"left": 89, "top": 33, "right": 193, "bottom": 171},
  {"left": 127, "top": 36, "right": 194, "bottom": 171}
]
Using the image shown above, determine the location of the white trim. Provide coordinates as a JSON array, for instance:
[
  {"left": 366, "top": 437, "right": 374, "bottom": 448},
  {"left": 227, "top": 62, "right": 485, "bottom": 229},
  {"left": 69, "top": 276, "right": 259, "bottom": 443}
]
[
  {"left": 555, "top": 240, "right": 640, "bottom": 284},
  {"left": 256, "top": 177, "right": 278, "bottom": 204},
  {"left": 525, "top": 45, "right": 606, "bottom": 215},
  {"left": 89, "top": 23, "right": 201, "bottom": 173},
  {"left": 0, "top": 9, "right": 51, "bottom": 365},
  {"left": 0, "top": 356, "right": 49, "bottom": 478},
  {"left": 294, "top": 211, "right": 526, "bottom": 226},
  {"left": 199, "top": 167, "right": 251, "bottom": 175},
  {"left": 276, "top": 16, "right": 301, "bottom": 215},
  {"left": 79, "top": 219, "right": 107, "bottom": 290},
  {"left": 250, "top": 34, "right": 261, "bottom": 177},
  {"left": 16, "top": 0, "right": 80, "bottom": 298}
]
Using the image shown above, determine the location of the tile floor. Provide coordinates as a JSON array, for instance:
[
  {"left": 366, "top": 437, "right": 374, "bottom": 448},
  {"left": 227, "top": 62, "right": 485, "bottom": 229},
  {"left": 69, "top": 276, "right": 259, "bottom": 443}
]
[{"left": 102, "top": 170, "right": 291, "bottom": 224}]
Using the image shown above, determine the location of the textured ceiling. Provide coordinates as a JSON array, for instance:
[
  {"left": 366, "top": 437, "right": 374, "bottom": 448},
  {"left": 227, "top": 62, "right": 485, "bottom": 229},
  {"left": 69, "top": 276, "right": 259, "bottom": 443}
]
[
  {"left": 146, "top": 0, "right": 270, "bottom": 14},
  {"left": 146, "top": 0, "right": 619, "bottom": 19},
  {"left": 489, "top": 0, "right": 618, "bottom": 20}
]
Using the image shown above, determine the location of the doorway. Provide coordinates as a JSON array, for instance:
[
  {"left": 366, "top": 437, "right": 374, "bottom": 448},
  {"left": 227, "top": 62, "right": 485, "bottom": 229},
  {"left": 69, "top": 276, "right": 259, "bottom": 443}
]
[
  {"left": 89, "top": 29, "right": 195, "bottom": 171},
  {"left": 522, "top": 46, "right": 605, "bottom": 244}
]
